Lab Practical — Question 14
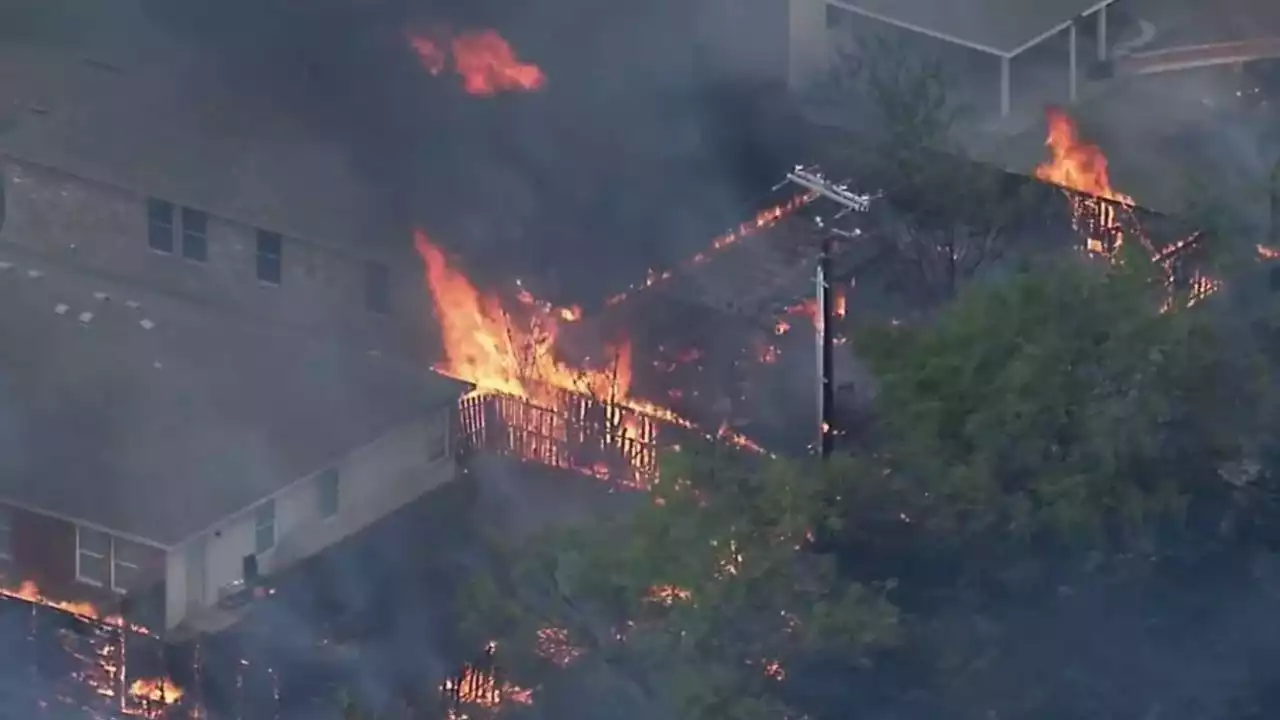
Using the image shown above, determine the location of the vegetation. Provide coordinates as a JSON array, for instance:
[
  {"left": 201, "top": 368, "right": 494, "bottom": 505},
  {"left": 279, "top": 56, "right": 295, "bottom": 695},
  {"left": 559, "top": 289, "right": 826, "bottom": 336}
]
[
  {"left": 458, "top": 244, "right": 1280, "bottom": 720},
  {"left": 820, "top": 35, "right": 1049, "bottom": 312}
]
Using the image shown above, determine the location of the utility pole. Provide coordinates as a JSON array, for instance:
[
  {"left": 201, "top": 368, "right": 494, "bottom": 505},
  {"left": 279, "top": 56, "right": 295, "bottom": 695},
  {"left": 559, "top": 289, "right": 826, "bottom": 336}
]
[{"left": 779, "top": 167, "right": 874, "bottom": 458}]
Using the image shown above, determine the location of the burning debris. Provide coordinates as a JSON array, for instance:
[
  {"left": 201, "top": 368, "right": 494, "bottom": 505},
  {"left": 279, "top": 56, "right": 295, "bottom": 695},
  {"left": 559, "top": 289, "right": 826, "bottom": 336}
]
[
  {"left": 415, "top": 230, "right": 765, "bottom": 486},
  {"left": 604, "top": 193, "right": 817, "bottom": 307},
  {"left": 1033, "top": 107, "right": 1220, "bottom": 308},
  {"left": 533, "top": 627, "right": 585, "bottom": 668},
  {"left": 0, "top": 580, "right": 186, "bottom": 718},
  {"left": 440, "top": 642, "right": 532, "bottom": 718},
  {"left": 407, "top": 28, "right": 546, "bottom": 97}
]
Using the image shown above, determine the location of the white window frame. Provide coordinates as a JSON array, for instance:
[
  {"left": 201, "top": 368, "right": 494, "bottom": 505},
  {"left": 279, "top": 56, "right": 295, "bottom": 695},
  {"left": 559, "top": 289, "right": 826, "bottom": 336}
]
[
  {"left": 75, "top": 527, "right": 111, "bottom": 588},
  {"left": 254, "top": 500, "right": 276, "bottom": 554},
  {"left": 75, "top": 528, "right": 146, "bottom": 593},
  {"left": 110, "top": 538, "right": 144, "bottom": 594},
  {"left": 0, "top": 506, "right": 11, "bottom": 560}
]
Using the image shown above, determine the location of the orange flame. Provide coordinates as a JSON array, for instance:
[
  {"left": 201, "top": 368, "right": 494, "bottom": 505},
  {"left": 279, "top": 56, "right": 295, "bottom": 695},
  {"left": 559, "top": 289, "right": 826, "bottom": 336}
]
[
  {"left": 0, "top": 579, "right": 150, "bottom": 634},
  {"left": 645, "top": 585, "right": 693, "bottom": 606},
  {"left": 415, "top": 231, "right": 766, "bottom": 481},
  {"left": 1034, "top": 107, "right": 1134, "bottom": 256},
  {"left": 408, "top": 29, "right": 545, "bottom": 96},
  {"left": 1035, "top": 108, "right": 1219, "bottom": 308},
  {"left": 535, "top": 627, "right": 586, "bottom": 667},
  {"left": 416, "top": 230, "right": 631, "bottom": 404},
  {"left": 128, "top": 677, "right": 184, "bottom": 706}
]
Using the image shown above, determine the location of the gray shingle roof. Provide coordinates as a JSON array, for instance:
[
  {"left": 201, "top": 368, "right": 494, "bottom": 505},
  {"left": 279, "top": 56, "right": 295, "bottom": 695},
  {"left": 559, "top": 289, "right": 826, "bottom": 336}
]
[
  {"left": 0, "top": 15, "right": 394, "bottom": 254},
  {"left": 828, "top": 0, "right": 1117, "bottom": 56},
  {"left": 0, "top": 251, "right": 464, "bottom": 546}
]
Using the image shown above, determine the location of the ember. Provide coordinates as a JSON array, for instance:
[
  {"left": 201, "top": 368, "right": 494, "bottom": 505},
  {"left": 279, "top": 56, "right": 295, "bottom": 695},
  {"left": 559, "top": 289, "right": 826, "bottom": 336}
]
[
  {"left": 604, "top": 193, "right": 817, "bottom": 307},
  {"left": 407, "top": 29, "right": 545, "bottom": 96},
  {"left": 534, "top": 627, "right": 586, "bottom": 667}
]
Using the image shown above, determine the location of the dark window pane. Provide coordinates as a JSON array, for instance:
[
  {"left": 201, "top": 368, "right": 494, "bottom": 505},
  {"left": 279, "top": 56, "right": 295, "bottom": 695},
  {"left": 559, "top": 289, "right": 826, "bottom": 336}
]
[
  {"left": 317, "top": 469, "right": 339, "bottom": 518},
  {"left": 180, "top": 208, "right": 206, "bottom": 234},
  {"left": 182, "top": 231, "right": 207, "bottom": 262},
  {"left": 256, "top": 231, "right": 282, "bottom": 284},
  {"left": 255, "top": 500, "right": 275, "bottom": 527},
  {"left": 78, "top": 527, "right": 111, "bottom": 555},
  {"left": 365, "top": 261, "right": 390, "bottom": 314},
  {"left": 255, "top": 523, "right": 275, "bottom": 554},
  {"left": 181, "top": 209, "right": 208, "bottom": 261},
  {"left": 256, "top": 230, "right": 282, "bottom": 257},
  {"left": 113, "top": 560, "right": 141, "bottom": 592},
  {"left": 257, "top": 255, "right": 280, "bottom": 285},
  {"left": 147, "top": 198, "right": 173, "bottom": 223},
  {"left": 1271, "top": 266, "right": 1280, "bottom": 291},
  {"left": 148, "top": 199, "right": 175, "bottom": 252},
  {"left": 149, "top": 221, "right": 174, "bottom": 253},
  {"left": 77, "top": 552, "right": 109, "bottom": 586},
  {"left": 113, "top": 537, "right": 152, "bottom": 568}
]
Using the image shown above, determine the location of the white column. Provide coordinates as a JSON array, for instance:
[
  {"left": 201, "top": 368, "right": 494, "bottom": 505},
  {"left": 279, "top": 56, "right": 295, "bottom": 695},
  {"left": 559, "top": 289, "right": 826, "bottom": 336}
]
[
  {"left": 1000, "top": 56, "right": 1011, "bottom": 116},
  {"left": 1068, "top": 21, "right": 1078, "bottom": 102},
  {"left": 1097, "top": 4, "right": 1108, "bottom": 61},
  {"left": 788, "top": 0, "right": 830, "bottom": 91}
]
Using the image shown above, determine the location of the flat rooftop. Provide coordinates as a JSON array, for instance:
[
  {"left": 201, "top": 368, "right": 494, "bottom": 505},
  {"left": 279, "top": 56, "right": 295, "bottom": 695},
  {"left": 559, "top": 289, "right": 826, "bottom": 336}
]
[{"left": 828, "top": 0, "right": 1116, "bottom": 56}]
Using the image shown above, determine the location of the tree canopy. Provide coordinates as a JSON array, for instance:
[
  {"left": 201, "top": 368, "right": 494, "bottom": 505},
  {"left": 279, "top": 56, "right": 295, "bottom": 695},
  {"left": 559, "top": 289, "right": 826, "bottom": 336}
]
[{"left": 458, "top": 246, "right": 1280, "bottom": 720}]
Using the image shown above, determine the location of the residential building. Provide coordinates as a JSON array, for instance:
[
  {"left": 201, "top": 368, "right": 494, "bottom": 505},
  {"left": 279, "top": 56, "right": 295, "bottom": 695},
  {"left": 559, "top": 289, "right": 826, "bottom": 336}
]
[
  {"left": 0, "top": 6, "right": 468, "bottom": 636},
  {"left": 696, "top": 0, "right": 1119, "bottom": 116},
  {"left": 0, "top": 253, "right": 464, "bottom": 635},
  {"left": 0, "top": 5, "right": 429, "bottom": 355}
]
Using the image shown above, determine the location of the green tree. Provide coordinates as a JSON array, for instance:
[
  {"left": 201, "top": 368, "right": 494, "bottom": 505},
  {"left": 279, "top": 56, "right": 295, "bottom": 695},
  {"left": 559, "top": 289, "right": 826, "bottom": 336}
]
[
  {"left": 820, "top": 36, "right": 1048, "bottom": 312},
  {"left": 466, "top": 250, "right": 1278, "bottom": 720},
  {"left": 460, "top": 448, "right": 901, "bottom": 720},
  {"left": 844, "top": 250, "right": 1278, "bottom": 718}
]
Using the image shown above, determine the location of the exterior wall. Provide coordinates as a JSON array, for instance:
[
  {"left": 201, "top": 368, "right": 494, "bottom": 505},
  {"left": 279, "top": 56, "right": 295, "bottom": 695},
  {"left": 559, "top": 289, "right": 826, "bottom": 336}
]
[
  {"left": 0, "top": 502, "right": 166, "bottom": 624},
  {"left": 0, "top": 156, "right": 430, "bottom": 349},
  {"left": 165, "top": 406, "right": 457, "bottom": 633}
]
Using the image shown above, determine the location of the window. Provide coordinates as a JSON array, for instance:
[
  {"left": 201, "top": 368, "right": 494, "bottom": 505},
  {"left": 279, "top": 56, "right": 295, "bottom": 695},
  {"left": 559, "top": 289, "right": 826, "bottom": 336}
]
[
  {"left": 147, "top": 199, "right": 174, "bottom": 253},
  {"left": 76, "top": 528, "right": 154, "bottom": 592},
  {"left": 256, "top": 230, "right": 283, "bottom": 285},
  {"left": 76, "top": 527, "right": 111, "bottom": 587},
  {"left": 180, "top": 208, "right": 208, "bottom": 262},
  {"left": 365, "top": 261, "right": 391, "bottom": 315},
  {"left": 254, "top": 500, "right": 276, "bottom": 554},
  {"left": 316, "top": 468, "right": 340, "bottom": 519},
  {"left": 0, "top": 506, "right": 11, "bottom": 560},
  {"left": 111, "top": 537, "right": 148, "bottom": 592},
  {"left": 1271, "top": 265, "right": 1280, "bottom": 292}
]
